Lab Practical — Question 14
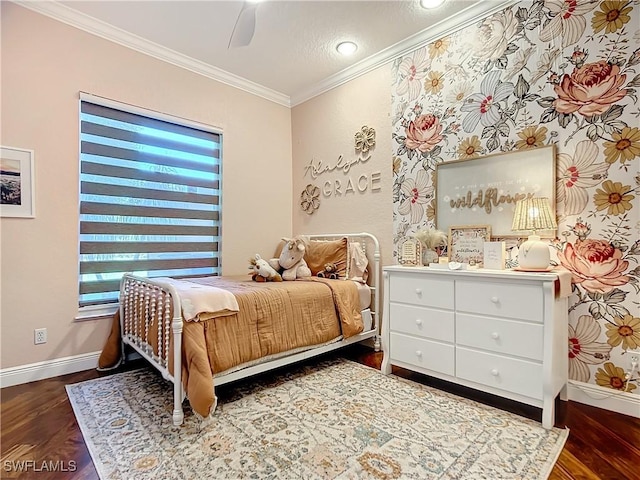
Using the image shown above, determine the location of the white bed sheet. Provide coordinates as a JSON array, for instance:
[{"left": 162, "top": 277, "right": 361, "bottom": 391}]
[{"left": 354, "top": 281, "right": 371, "bottom": 310}]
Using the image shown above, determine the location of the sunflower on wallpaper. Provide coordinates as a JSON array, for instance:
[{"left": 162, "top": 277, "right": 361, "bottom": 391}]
[{"left": 391, "top": 0, "right": 639, "bottom": 393}]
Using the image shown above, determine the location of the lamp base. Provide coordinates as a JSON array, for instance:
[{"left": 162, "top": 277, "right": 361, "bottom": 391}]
[
  {"left": 513, "top": 266, "right": 553, "bottom": 272},
  {"left": 517, "top": 235, "right": 550, "bottom": 271}
]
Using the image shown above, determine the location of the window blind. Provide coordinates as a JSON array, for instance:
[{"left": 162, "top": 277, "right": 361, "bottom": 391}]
[{"left": 79, "top": 99, "right": 221, "bottom": 308}]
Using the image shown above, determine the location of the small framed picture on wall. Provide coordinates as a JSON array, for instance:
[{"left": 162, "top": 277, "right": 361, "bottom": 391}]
[{"left": 1, "top": 145, "right": 35, "bottom": 218}]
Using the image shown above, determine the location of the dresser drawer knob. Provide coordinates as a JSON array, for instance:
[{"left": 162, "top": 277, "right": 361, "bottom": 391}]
[
  {"left": 491, "top": 332, "right": 500, "bottom": 340},
  {"left": 490, "top": 296, "right": 499, "bottom": 303},
  {"left": 415, "top": 319, "right": 423, "bottom": 326},
  {"left": 491, "top": 369, "right": 499, "bottom": 376},
  {"left": 415, "top": 288, "right": 423, "bottom": 296},
  {"left": 415, "top": 350, "right": 422, "bottom": 357}
]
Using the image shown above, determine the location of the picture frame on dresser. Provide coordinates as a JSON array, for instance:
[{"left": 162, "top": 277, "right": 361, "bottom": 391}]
[
  {"left": 398, "top": 237, "right": 422, "bottom": 266},
  {"left": 483, "top": 241, "right": 507, "bottom": 270},
  {"left": 448, "top": 225, "right": 491, "bottom": 267}
]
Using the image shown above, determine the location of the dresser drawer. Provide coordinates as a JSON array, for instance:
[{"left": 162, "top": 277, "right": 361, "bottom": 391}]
[
  {"left": 456, "top": 313, "right": 543, "bottom": 361},
  {"left": 390, "top": 303, "right": 454, "bottom": 343},
  {"left": 456, "top": 347, "right": 543, "bottom": 400},
  {"left": 389, "top": 274, "right": 454, "bottom": 310},
  {"left": 455, "top": 280, "right": 542, "bottom": 322},
  {"left": 390, "top": 332, "right": 454, "bottom": 376}
]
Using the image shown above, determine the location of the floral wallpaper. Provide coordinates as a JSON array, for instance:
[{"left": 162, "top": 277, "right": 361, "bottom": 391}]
[{"left": 391, "top": 0, "right": 640, "bottom": 396}]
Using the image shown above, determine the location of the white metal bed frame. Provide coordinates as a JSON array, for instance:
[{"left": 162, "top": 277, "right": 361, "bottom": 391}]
[{"left": 119, "top": 232, "right": 381, "bottom": 425}]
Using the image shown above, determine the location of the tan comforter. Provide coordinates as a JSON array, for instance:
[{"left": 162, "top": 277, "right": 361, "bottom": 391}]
[{"left": 100, "top": 276, "right": 363, "bottom": 418}]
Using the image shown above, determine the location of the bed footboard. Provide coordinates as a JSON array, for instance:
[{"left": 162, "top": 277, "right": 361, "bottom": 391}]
[
  {"left": 119, "top": 275, "right": 185, "bottom": 426},
  {"left": 307, "top": 232, "right": 382, "bottom": 350}
]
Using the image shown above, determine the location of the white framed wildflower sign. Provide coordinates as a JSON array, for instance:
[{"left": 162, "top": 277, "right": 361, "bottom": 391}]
[{"left": 435, "top": 145, "right": 555, "bottom": 237}]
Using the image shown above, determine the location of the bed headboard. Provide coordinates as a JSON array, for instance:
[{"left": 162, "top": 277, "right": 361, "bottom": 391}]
[{"left": 305, "top": 232, "right": 381, "bottom": 335}]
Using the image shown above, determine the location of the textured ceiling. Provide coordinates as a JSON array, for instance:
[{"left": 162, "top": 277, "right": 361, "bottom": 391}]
[{"left": 23, "top": 0, "right": 512, "bottom": 105}]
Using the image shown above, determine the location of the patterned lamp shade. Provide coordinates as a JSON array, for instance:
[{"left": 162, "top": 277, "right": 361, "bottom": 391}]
[
  {"left": 511, "top": 197, "right": 557, "bottom": 270},
  {"left": 511, "top": 197, "right": 557, "bottom": 234}
]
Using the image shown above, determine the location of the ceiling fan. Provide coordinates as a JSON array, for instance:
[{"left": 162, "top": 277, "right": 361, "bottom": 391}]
[{"left": 228, "top": 0, "right": 261, "bottom": 48}]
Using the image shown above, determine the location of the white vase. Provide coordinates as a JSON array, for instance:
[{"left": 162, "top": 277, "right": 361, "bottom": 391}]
[{"left": 422, "top": 249, "right": 439, "bottom": 265}]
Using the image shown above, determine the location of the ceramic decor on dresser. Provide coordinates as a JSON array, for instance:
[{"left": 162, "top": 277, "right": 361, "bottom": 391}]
[{"left": 381, "top": 266, "right": 569, "bottom": 429}]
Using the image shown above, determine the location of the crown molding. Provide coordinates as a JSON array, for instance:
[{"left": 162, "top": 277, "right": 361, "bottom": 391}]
[
  {"left": 13, "top": 1, "right": 292, "bottom": 107},
  {"left": 15, "top": 0, "right": 518, "bottom": 109},
  {"left": 289, "top": 0, "right": 519, "bottom": 106}
]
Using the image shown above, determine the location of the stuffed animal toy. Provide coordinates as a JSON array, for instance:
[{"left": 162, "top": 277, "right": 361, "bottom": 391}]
[
  {"left": 317, "top": 262, "right": 339, "bottom": 279},
  {"left": 269, "top": 236, "right": 312, "bottom": 281},
  {"left": 249, "top": 254, "right": 283, "bottom": 282}
]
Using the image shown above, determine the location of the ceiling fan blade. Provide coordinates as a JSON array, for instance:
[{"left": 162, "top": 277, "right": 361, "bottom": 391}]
[{"left": 228, "top": 2, "right": 257, "bottom": 48}]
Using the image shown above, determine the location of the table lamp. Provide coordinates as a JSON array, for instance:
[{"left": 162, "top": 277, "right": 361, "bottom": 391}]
[{"left": 511, "top": 197, "right": 557, "bottom": 271}]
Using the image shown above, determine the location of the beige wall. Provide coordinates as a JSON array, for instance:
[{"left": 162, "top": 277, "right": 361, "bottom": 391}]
[
  {"left": 0, "top": 4, "right": 293, "bottom": 369},
  {"left": 291, "top": 66, "right": 394, "bottom": 266}
]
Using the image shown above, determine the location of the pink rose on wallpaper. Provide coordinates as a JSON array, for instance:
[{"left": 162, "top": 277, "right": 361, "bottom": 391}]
[
  {"left": 558, "top": 240, "right": 630, "bottom": 293},
  {"left": 553, "top": 61, "right": 627, "bottom": 117},
  {"left": 404, "top": 114, "right": 443, "bottom": 153}
]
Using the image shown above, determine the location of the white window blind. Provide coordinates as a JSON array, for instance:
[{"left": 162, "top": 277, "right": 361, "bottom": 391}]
[{"left": 79, "top": 96, "right": 221, "bottom": 308}]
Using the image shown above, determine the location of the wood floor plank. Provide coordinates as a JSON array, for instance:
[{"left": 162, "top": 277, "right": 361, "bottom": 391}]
[
  {"left": 562, "top": 431, "right": 633, "bottom": 480},
  {"left": 562, "top": 407, "right": 640, "bottom": 480},
  {"left": 550, "top": 448, "right": 601, "bottom": 480},
  {"left": 568, "top": 401, "right": 640, "bottom": 455},
  {"left": 1, "top": 344, "right": 638, "bottom": 480}
]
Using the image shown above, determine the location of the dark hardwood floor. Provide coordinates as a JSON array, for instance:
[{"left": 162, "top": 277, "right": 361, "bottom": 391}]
[{"left": 1, "top": 344, "right": 639, "bottom": 479}]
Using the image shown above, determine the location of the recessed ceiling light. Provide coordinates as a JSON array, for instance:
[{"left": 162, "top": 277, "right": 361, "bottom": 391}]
[
  {"left": 420, "top": 0, "right": 446, "bottom": 8},
  {"left": 336, "top": 41, "right": 358, "bottom": 56}
]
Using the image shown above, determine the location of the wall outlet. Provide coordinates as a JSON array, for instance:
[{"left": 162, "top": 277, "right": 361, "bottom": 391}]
[{"left": 34, "top": 328, "right": 47, "bottom": 345}]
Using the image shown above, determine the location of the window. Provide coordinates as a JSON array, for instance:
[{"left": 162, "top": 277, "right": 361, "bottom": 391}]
[{"left": 78, "top": 94, "right": 221, "bottom": 312}]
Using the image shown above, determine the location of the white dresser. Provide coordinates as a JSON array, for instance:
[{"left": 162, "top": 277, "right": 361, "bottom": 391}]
[{"left": 381, "top": 265, "right": 568, "bottom": 429}]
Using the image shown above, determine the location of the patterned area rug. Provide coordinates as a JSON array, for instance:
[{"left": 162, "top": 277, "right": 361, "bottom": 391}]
[{"left": 66, "top": 358, "right": 568, "bottom": 479}]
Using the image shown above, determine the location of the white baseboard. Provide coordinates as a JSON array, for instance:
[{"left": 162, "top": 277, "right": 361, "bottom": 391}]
[
  {"left": 0, "top": 350, "right": 144, "bottom": 389},
  {"left": 567, "top": 380, "right": 640, "bottom": 418},
  {"left": 0, "top": 352, "right": 101, "bottom": 388}
]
